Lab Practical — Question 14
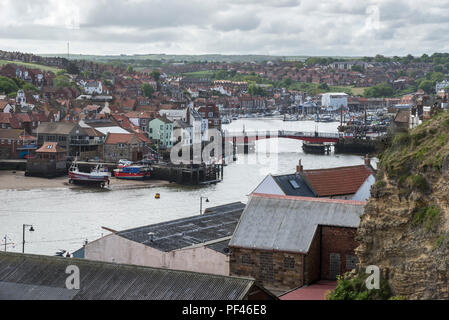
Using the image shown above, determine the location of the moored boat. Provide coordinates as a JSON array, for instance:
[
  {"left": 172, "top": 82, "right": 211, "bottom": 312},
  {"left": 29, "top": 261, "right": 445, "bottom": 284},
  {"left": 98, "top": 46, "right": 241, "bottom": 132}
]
[
  {"left": 69, "top": 161, "right": 111, "bottom": 188},
  {"left": 68, "top": 162, "right": 110, "bottom": 188},
  {"left": 113, "top": 164, "right": 152, "bottom": 180}
]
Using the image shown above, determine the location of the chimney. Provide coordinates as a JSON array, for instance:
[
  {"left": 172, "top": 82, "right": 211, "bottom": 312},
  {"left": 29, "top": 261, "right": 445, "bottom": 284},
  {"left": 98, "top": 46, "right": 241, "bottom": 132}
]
[
  {"left": 296, "top": 159, "right": 303, "bottom": 173},
  {"left": 364, "top": 154, "right": 370, "bottom": 166}
]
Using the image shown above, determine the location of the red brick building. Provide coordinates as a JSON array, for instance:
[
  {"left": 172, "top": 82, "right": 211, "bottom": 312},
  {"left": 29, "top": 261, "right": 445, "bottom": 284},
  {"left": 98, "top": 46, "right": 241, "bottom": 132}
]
[
  {"left": 197, "top": 104, "right": 221, "bottom": 130},
  {"left": 229, "top": 194, "right": 365, "bottom": 292}
]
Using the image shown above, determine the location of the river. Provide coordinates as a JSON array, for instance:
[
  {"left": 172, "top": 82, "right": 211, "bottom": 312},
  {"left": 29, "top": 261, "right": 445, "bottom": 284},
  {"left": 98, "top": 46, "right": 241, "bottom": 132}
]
[{"left": 0, "top": 119, "right": 374, "bottom": 255}]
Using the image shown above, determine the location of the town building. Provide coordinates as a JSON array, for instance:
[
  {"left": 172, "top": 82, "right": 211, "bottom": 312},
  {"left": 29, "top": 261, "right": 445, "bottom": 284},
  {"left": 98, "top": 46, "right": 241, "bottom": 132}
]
[
  {"left": 103, "top": 132, "right": 143, "bottom": 162},
  {"left": 253, "top": 160, "right": 375, "bottom": 201},
  {"left": 149, "top": 117, "right": 174, "bottom": 149},
  {"left": 84, "top": 202, "right": 246, "bottom": 276},
  {"left": 229, "top": 194, "right": 365, "bottom": 292},
  {"left": 0, "top": 251, "right": 276, "bottom": 300},
  {"left": 321, "top": 92, "right": 348, "bottom": 110}
]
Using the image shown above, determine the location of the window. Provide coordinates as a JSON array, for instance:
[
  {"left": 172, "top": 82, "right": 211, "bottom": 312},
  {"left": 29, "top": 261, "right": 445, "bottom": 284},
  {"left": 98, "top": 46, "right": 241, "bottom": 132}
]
[
  {"left": 149, "top": 128, "right": 153, "bottom": 133},
  {"left": 346, "top": 255, "right": 358, "bottom": 271},
  {"left": 284, "top": 257, "right": 295, "bottom": 269},
  {"left": 160, "top": 125, "right": 163, "bottom": 130},
  {"left": 241, "top": 254, "right": 252, "bottom": 265},
  {"left": 289, "top": 179, "right": 300, "bottom": 189},
  {"left": 8, "top": 139, "right": 11, "bottom": 144},
  {"left": 208, "top": 112, "right": 214, "bottom": 117}
]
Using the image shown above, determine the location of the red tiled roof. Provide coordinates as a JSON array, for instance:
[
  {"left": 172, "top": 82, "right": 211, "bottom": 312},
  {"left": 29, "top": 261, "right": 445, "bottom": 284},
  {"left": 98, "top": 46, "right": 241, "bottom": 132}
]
[
  {"left": 302, "top": 165, "right": 374, "bottom": 197},
  {"left": 105, "top": 133, "right": 134, "bottom": 144}
]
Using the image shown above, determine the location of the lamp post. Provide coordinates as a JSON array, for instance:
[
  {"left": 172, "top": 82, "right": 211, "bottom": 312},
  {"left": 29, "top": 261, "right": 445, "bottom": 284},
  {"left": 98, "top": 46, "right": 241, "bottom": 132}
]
[
  {"left": 200, "top": 196, "right": 209, "bottom": 215},
  {"left": 22, "top": 224, "right": 34, "bottom": 253}
]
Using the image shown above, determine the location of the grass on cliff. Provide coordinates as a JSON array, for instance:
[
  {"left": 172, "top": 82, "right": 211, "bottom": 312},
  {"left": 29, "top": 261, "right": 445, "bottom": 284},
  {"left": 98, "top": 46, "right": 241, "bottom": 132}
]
[
  {"left": 413, "top": 205, "right": 441, "bottom": 232},
  {"left": 378, "top": 110, "right": 449, "bottom": 188}
]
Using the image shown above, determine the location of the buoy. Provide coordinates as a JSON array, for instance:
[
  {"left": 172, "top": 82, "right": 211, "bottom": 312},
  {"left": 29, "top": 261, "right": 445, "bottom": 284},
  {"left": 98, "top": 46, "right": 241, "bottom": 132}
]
[{"left": 155, "top": 193, "right": 160, "bottom": 199}]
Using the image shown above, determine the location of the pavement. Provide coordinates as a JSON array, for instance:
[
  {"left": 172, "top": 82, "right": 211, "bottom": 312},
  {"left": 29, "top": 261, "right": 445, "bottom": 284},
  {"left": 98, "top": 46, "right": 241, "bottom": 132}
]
[{"left": 279, "top": 281, "right": 337, "bottom": 300}]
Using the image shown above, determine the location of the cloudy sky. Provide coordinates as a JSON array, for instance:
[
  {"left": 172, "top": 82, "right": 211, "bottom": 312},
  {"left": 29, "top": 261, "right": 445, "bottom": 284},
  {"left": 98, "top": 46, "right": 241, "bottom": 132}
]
[{"left": 1, "top": 0, "right": 448, "bottom": 56}]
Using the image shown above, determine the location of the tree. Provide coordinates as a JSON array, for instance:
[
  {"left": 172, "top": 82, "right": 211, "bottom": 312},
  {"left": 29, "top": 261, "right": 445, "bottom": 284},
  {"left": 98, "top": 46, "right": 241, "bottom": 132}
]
[
  {"left": 363, "top": 82, "right": 394, "bottom": 98},
  {"left": 67, "top": 61, "right": 79, "bottom": 74},
  {"left": 351, "top": 65, "right": 364, "bottom": 73},
  {"left": 150, "top": 70, "right": 161, "bottom": 82},
  {"left": 418, "top": 80, "right": 435, "bottom": 94},
  {"left": 53, "top": 75, "right": 72, "bottom": 88},
  {"left": 142, "top": 83, "right": 155, "bottom": 99},
  {"left": 22, "top": 83, "right": 39, "bottom": 93},
  {"left": 126, "top": 65, "right": 134, "bottom": 73},
  {"left": 0, "top": 76, "right": 19, "bottom": 94}
]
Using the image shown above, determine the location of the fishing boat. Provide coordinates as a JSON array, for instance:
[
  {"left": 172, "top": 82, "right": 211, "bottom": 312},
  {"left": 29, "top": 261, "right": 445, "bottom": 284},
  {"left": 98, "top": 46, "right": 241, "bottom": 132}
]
[
  {"left": 68, "top": 162, "right": 110, "bottom": 187},
  {"left": 283, "top": 114, "right": 299, "bottom": 122},
  {"left": 113, "top": 164, "right": 152, "bottom": 180}
]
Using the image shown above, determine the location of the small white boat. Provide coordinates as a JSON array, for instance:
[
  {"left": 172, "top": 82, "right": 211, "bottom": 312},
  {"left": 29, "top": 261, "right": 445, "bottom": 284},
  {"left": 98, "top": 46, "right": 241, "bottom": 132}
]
[{"left": 69, "top": 162, "right": 110, "bottom": 188}]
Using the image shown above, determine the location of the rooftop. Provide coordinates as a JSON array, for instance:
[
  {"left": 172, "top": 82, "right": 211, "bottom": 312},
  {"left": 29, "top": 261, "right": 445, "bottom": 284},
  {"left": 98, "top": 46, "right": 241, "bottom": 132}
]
[
  {"left": 0, "top": 252, "right": 274, "bottom": 300},
  {"left": 302, "top": 165, "right": 374, "bottom": 197},
  {"left": 117, "top": 205, "right": 244, "bottom": 252},
  {"left": 229, "top": 193, "right": 365, "bottom": 254}
]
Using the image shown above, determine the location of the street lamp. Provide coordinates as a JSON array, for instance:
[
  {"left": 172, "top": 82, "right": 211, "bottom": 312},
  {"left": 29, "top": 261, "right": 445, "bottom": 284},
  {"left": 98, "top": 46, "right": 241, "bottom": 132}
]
[
  {"left": 200, "top": 196, "right": 209, "bottom": 215},
  {"left": 22, "top": 224, "right": 34, "bottom": 253}
]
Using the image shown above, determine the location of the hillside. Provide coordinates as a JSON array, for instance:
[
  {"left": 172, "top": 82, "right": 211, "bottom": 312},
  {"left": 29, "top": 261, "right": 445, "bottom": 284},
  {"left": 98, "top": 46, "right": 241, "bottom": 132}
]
[
  {"left": 0, "top": 59, "right": 60, "bottom": 73},
  {"left": 354, "top": 110, "right": 449, "bottom": 299}
]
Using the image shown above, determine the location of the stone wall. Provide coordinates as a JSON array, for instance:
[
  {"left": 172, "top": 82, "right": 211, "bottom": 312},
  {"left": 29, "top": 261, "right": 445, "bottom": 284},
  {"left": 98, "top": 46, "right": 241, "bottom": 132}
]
[{"left": 230, "top": 247, "right": 304, "bottom": 291}]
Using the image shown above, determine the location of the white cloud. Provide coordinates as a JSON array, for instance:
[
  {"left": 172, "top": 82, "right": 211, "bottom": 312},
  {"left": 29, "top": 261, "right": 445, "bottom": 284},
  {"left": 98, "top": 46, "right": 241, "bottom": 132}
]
[{"left": 0, "top": 0, "right": 448, "bottom": 56}]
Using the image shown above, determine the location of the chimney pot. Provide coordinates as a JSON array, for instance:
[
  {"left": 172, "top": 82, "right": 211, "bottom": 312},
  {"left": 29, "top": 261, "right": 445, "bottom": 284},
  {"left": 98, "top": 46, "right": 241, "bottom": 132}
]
[
  {"left": 365, "top": 154, "right": 370, "bottom": 166},
  {"left": 296, "top": 159, "right": 303, "bottom": 173}
]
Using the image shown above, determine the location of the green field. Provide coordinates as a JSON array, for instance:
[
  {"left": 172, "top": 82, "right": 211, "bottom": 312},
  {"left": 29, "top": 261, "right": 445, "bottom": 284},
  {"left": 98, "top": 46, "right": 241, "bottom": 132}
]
[{"left": 0, "top": 60, "right": 60, "bottom": 73}]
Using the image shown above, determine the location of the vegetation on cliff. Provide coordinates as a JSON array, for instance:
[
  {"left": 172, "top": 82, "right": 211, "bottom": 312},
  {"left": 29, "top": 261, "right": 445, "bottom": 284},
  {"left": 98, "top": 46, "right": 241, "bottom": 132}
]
[{"left": 333, "top": 109, "right": 449, "bottom": 300}]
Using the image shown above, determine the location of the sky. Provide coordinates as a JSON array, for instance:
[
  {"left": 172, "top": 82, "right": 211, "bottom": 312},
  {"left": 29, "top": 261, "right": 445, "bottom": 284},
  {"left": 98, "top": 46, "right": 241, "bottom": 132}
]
[{"left": 0, "top": 0, "right": 448, "bottom": 57}]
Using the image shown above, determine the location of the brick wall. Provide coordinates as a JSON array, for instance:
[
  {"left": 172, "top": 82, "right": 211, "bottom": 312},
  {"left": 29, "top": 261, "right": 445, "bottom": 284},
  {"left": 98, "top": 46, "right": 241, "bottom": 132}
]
[
  {"left": 304, "top": 227, "right": 321, "bottom": 284},
  {"left": 230, "top": 247, "right": 305, "bottom": 291},
  {"left": 320, "top": 226, "right": 358, "bottom": 280}
]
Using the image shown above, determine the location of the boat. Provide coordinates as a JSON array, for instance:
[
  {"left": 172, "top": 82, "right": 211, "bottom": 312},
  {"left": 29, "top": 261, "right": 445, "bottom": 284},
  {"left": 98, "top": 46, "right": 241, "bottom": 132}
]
[
  {"left": 283, "top": 114, "right": 299, "bottom": 122},
  {"left": 113, "top": 163, "right": 152, "bottom": 180},
  {"left": 315, "top": 114, "right": 336, "bottom": 122},
  {"left": 68, "top": 162, "right": 110, "bottom": 187},
  {"left": 302, "top": 142, "right": 331, "bottom": 155}
]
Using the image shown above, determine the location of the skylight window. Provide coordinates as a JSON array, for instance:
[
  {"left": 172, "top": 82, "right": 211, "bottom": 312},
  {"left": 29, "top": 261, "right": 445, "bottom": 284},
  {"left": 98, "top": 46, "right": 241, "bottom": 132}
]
[{"left": 289, "top": 179, "right": 300, "bottom": 189}]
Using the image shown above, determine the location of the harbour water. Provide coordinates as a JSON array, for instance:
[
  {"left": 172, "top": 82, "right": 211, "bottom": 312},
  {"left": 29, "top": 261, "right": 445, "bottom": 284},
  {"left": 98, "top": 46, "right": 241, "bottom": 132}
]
[{"left": 0, "top": 119, "right": 373, "bottom": 255}]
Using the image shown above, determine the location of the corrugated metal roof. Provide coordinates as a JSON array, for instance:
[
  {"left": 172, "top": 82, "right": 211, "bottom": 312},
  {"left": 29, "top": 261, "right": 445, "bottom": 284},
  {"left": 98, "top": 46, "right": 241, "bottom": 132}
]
[
  {"left": 229, "top": 194, "right": 365, "bottom": 254},
  {"left": 0, "top": 252, "right": 269, "bottom": 300},
  {"left": 117, "top": 207, "right": 243, "bottom": 252}
]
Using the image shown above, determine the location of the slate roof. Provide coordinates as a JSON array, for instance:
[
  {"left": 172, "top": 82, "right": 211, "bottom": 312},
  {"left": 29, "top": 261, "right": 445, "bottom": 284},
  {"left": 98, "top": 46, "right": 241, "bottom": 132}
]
[
  {"left": 0, "top": 252, "right": 274, "bottom": 300},
  {"left": 203, "top": 202, "right": 246, "bottom": 215},
  {"left": 302, "top": 165, "right": 373, "bottom": 197},
  {"left": 229, "top": 194, "right": 366, "bottom": 254},
  {"left": 272, "top": 174, "right": 316, "bottom": 197},
  {"left": 117, "top": 207, "right": 243, "bottom": 252}
]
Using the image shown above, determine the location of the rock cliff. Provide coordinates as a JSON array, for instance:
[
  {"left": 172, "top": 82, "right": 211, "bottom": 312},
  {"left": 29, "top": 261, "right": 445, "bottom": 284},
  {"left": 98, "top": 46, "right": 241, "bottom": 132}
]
[{"left": 356, "top": 111, "right": 449, "bottom": 299}]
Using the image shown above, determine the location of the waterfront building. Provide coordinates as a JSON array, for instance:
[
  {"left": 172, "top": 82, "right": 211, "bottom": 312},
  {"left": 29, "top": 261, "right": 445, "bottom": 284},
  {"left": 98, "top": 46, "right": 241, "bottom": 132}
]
[
  {"left": 321, "top": 92, "right": 348, "bottom": 111},
  {"left": 229, "top": 193, "right": 365, "bottom": 292},
  {"left": 103, "top": 132, "right": 143, "bottom": 162},
  {"left": 148, "top": 117, "right": 174, "bottom": 149},
  {"left": 0, "top": 251, "right": 276, "bottom": 300},
  {"left": 26, "top": 141, "right": 67, "bottom": 177},
  {"left": 84, "top": 202, "right": 246, "bottom": 276}
]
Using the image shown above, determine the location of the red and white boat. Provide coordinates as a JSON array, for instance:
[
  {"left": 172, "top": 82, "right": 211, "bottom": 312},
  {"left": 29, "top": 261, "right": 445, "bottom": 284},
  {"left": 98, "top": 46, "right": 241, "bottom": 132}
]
[
  {"left": 69, "top": 162, "right": 111, "bottom": 188},
  {"left": 113, "top": 163, "right": 152, "bottom": 180}
]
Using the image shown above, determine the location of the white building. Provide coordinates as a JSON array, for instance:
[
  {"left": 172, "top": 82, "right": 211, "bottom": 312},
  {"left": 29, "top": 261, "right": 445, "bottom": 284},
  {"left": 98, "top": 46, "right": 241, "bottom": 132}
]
[
  {"left": 83, "top": 81, "right": 103, "bottom": 95},
  {"left": 84, "top": 204, "right": 245, "bottom": 276},
  {"left": 321, "top": 92, "right": 348, "bottom": 110},
  {"left": 436, "top": 80, "right": 449, "bottom": 93}
]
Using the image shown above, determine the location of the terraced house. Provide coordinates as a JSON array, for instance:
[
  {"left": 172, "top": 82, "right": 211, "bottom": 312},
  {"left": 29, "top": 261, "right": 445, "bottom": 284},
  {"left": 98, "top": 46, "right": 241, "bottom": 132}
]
[{"left": 149, "top": 117, "right": 173, "bottom": 149}]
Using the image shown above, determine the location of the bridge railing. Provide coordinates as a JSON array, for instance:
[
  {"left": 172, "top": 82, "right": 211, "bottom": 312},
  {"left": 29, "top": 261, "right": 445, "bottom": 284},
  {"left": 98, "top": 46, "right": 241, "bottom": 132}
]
[{"left": 223, "top": 130, "right": 342, "bottom": 138}]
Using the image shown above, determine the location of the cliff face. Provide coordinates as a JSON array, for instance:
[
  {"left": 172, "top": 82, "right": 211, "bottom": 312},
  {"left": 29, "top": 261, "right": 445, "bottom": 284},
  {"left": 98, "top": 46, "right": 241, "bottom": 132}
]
[{"left": 355, "top": 112, "right": 449, "bottom": 300}]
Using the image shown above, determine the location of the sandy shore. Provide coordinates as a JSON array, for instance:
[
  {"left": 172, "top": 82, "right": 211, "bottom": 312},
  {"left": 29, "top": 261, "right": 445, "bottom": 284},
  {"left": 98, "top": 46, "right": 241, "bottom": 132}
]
[{"left": 0, "top": 170, "right": 171, "bottom": 191}]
